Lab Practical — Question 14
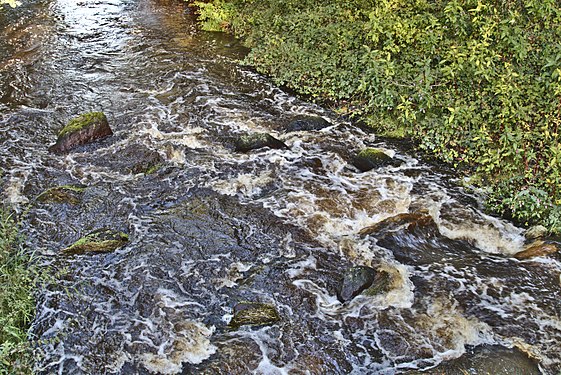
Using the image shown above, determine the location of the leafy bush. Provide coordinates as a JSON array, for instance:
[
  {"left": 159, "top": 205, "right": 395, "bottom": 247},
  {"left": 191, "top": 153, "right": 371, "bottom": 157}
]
[
  {"left": 0, "top": 209, "right": 40, "bottom": 374},
  {"left": 193, "top": 0, "right": 561, "bottom": 234}
]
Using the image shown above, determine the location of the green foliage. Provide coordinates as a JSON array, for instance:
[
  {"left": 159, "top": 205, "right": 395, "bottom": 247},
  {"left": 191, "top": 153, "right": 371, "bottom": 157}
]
[
  {"left": 0, "top": 209, "right": 38, "bottom": 374},
  {"left": 193, "top": 0, "right": 561, "bottom": 233}
]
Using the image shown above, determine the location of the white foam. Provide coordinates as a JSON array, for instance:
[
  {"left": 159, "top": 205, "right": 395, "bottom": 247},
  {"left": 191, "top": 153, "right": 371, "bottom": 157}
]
[{"left": 140, "top": 321, "right": 216, "bottom": 374}]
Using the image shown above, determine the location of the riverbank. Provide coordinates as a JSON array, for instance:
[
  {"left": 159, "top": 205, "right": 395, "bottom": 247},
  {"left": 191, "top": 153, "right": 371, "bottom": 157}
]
[
  {"left": 192, "top": 0, "right": 561, "bottom": 234},
  {"left": 0, "top": 208, "right": 38, "bottom": 374}
]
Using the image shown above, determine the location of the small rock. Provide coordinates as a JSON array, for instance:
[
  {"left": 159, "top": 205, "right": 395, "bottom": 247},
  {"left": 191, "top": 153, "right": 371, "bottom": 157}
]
[
  {"left": 36, "top": 185, "right": 86, "bottom": 205},
  {"left": 524, "top": 225, "right": 548, "bottom": 240},
  {"left": 62, "top": 228, "right": 129, "bottom": 255},
  {"left": 234, "top": 133, "right": 288, "bottom": 152},
  {"left": 352, "top": 148, "right": 393, "bottom": 172},
  {"left": 49, "top": 112, "right": 113, "bottom": 154},
  {"left": 285, "top": 116, "right": 332, "bottom": 132},
  {"left": 228, "top": 302, "right": 280, "bottom": 329},
  {"left": 514, "top": 241, "right": 558, "bottom": 260},
  {"left": 338, "top": 265, "right": 391, "bottom": 302}
]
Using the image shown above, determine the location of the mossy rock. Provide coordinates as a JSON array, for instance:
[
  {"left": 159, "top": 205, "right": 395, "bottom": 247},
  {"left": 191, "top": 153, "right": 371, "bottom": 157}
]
[
  {"left": 36, "top": 185, "right": 86, "bottom": 205},
  {"left": 234, "top": 133, "right": 288, "bottom": 152},
  {"left": 352, "top": 148, "right": 393, "bottom": 172},
  {"left": 228, "top": 302, "right": 281, "bottom": 329},
  {"left": 62, "top": 228, "right": 129, "bottom": 255},
  {"left": 285, "top": 115, "right": 332, "bottom": 132},
  {"left": 49, "top": 112, "right": 113, "bottom": 154},
  {"left": 337, "top": 265, "right": 391, "bottom": 302}
]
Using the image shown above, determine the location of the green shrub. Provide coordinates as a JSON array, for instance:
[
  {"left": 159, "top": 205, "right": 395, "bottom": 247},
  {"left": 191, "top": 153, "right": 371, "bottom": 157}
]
[
  {"left": 0, "top": 209, "right": 40, "bottom": 374},
  {"left": 193, "top": 0, "right": 561, "bottom": 234}
]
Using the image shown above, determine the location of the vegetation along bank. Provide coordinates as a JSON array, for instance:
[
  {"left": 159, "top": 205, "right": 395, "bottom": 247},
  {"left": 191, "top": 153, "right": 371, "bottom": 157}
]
[
  {"left": 0, "top": 208, "right": 42, "bottom": 374},
  {"left": 191, "top": 0, "right": 561, "bottom": 234}
]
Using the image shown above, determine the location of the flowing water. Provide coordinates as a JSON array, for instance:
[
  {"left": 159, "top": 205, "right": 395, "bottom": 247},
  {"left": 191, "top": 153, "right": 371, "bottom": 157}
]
[{"left": 1, "top": 0, "right": 560, "bottom": 374}]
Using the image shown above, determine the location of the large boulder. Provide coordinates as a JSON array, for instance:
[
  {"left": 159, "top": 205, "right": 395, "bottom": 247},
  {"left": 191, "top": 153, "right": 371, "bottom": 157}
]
[
  {"left": 62, "top": 228, "right": 129, "bottom": 255},
  {"left": 337, "top": 265, "right": 392, "bottom": 302},
  {"left": 514, "top": 241, "right": 558, "bottom": 260},
  {"left": 285, "top": 115, "right": 332, "bottom": 132},
  {"left": 352, "top": 148, "right": 393, "bottom": 172},
  {"left": 234, "top": 133, "right": 288, "bottom": 153},
  {"left": 49, "top": 112, "right": 113, "bottom": 154},
  {"left": 228, "top": 302, "right": 280, "bottom": 329}
]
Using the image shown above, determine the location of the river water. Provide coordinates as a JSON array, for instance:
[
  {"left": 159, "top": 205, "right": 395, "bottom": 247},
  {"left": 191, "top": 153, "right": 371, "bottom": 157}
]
[{"left": 1, "top": 0, "right": 560, "bottom": 374}]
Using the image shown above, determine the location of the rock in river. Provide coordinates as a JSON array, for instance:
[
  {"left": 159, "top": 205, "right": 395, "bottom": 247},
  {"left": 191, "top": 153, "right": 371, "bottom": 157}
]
[
  {"left": 337, "top": 265, "right": 392, "bottom": 302},
  {"left": 49, "top": 112, "right": 113, "bottom": 154},
  {"left": 514, "top": 241, "right": 558, "bottom": 260},
  {"left": 62, "top": 228, "right": 129, "bottom": 255},
  {"left": 234, "top": 133, "right": 288, "bottom": 152},
  {"left": 228, "top": 302, "right": 280, "bottom": 329},
  {"left": 36, "top": 184, "right": 86, "bottom": 205},
  {"left": 352, "top": 148, "right": 393, "bottom": 172},
  {"left": 285, "top": 115, "right": 332, "bottom": 132}
]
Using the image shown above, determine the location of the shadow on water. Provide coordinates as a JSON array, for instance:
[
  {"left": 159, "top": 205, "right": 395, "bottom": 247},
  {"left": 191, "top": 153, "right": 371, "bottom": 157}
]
[{"left": 1, "top": 0, "right": 560, "bottom": 374}]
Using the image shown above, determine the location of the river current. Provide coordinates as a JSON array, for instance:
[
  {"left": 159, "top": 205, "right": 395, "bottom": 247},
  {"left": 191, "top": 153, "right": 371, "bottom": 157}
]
[{"left": 1, "top": 0, "right": 560, "bottom": 374}]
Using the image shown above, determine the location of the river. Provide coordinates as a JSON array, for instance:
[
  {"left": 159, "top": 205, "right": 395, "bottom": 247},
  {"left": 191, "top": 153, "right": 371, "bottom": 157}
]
[{"left": 1, "top": 0, "right": 560, "bottom": 374}]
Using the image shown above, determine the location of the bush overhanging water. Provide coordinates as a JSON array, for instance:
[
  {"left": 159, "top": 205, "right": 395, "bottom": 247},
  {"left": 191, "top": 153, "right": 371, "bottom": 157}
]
[{"left": 193, "top": 0, "right": 561, "bottom": 233}]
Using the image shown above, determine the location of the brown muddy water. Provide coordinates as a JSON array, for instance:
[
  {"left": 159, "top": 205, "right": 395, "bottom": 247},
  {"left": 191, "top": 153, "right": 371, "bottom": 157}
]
[{"left": 1, "top": 0, "right": 560, "bottom": 374}]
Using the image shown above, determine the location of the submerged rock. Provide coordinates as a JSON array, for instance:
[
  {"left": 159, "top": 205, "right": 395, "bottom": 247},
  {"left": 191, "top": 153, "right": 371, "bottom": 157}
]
[
  {"left": 352, "top": 148, "right": 393, "bottom": 172},
  {"left": 514, "top": 241, "right": 558, "bottom": 260},
  {"left": 234, "top": 133, "right": 288, "bottom": 152},
  {"left": 117, "top": 144, "right": 164, "bottom": 175},
  {"left": 337, "top": 265, "right": 392, "bottom": 302},
  {"left": 36, "top": 184, "right": 86, "bottom": 205},
  {"left": 228, "top": 302, "right": 280, "bottom": 329},
  {"left": 49, "top": 112, "right": 113, "bottom": 154},
  {"left": 62, "top": 228, "right": 129, "bottom": 255},
  {"left": 413, "top": 345, "right": 541, "bottom": 375},
  {"left": 359, "top": 210, "right": 434, "bottom": 237},
  {"left": 285, "top": 115, "right": 332, "bottom": 132}
]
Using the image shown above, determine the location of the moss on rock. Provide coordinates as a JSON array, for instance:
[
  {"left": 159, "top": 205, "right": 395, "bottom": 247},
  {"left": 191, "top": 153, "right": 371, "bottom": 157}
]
[
  {"left": 58, "top": 112, "right": 107, "bottom": 138},
  {"left": 352, "top": 148, "right": 393, "bottom": 172},
  {"left": 49, "top": 112, "right": 113, "bottom": 154},
  {"left": 228, "top": 302, "right": 280, "bottom": 329},
  {"left": 36, "top": 185, "right": 86, "bottom": 205},
  {"left": 62, "top": 228, "right": 129, "bottom": 255}
]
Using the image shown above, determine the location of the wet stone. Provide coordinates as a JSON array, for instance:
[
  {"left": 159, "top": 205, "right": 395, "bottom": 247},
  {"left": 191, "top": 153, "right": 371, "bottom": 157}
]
[
  {"left": 49, "top": 112, "right": 113, "bottom": 154},
  {"left": 413, "top": 345, "right": 541, "bottom": 375},
  {"left": 234, "top": 133, "right": 288, "bottom": 152},
  {"left": 115, "top": 144, "right": 164, "bottom": 175},
  {"left": 514, "top": 241, "right": 559, "bottom": 260},
  {"left": 352, "top": 148, "right": 393, "bottom": 172},
  {"left": 285, "top": 115, "right": 332, "bottom": 132},
  {"left": 359, "top": 210, "right": 433, "bottom": 237},
  {"left": 36, "top": 184, "right": 86, "bottom": 205},
  {"left": 62, "top": 228, "right": 129, "bottom": 255},
  {"left": 228, "top": 302, "right": 281, "bottom": 329},
  {"left": 338, "top": 265, "right": 391, "bottom": 302}
]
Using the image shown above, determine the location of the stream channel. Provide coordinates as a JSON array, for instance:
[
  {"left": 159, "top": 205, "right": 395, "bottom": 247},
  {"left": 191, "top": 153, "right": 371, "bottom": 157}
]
[{"left": 1, "top": 0, "right": 561, "bottom": 374}]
